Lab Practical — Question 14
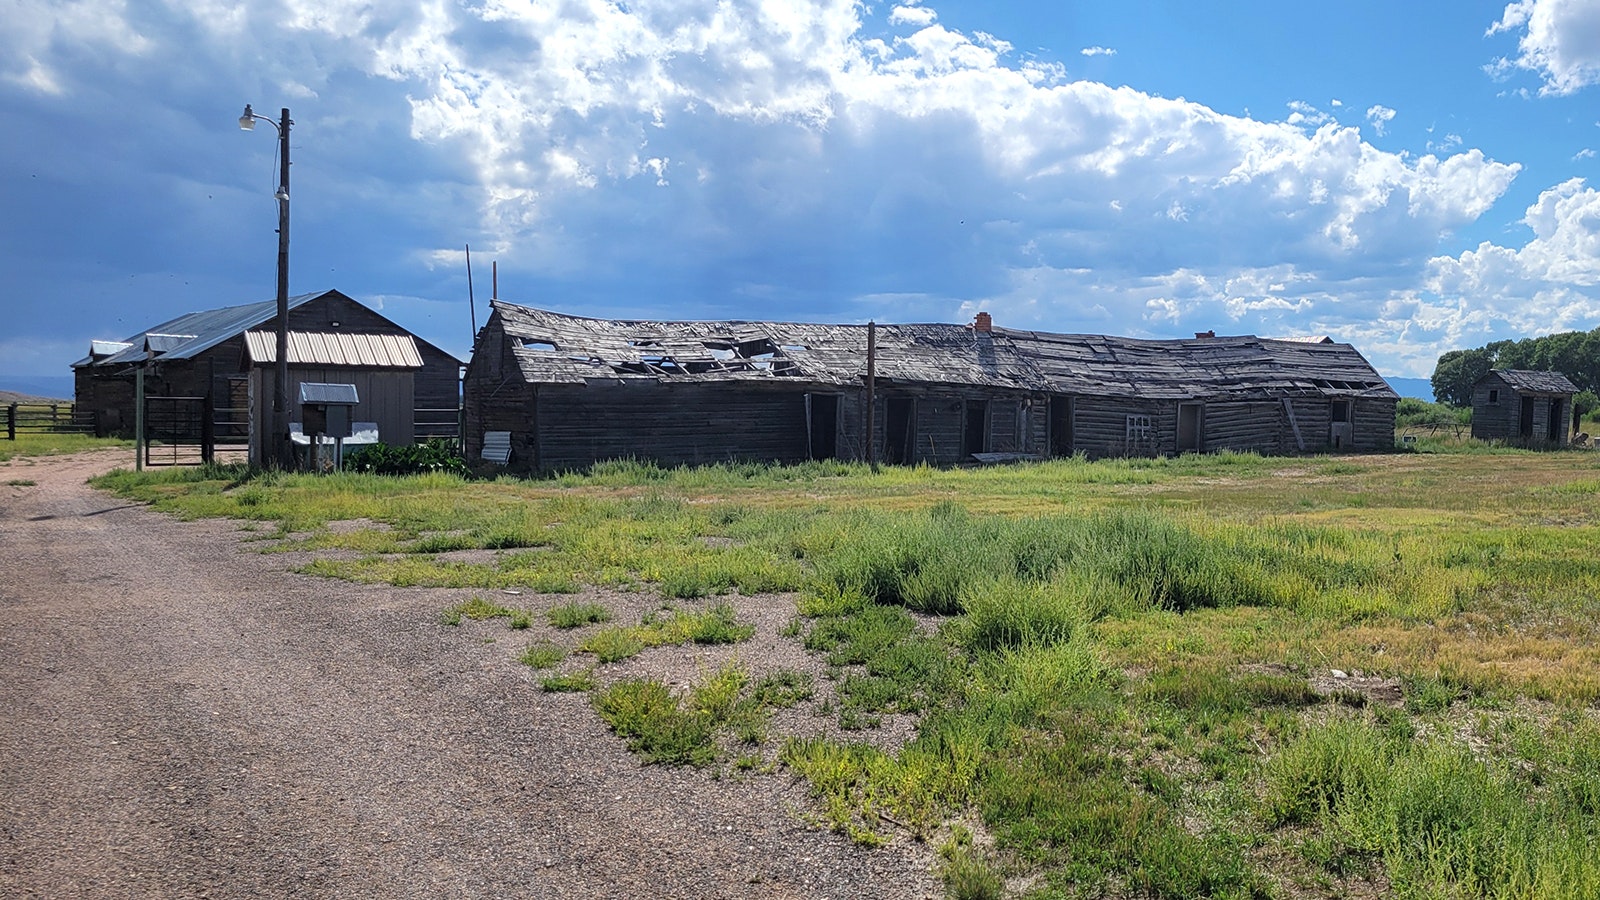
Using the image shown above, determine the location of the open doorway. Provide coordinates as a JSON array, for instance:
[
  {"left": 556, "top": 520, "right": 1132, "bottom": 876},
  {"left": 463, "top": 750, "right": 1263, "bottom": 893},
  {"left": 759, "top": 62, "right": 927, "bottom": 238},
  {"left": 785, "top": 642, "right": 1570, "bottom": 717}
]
[
  {"left": 1548, "top": 399, "right": 1564, "bottom": 442},
  {"left": 807, "top": 393, "right": 839, "bottom": 460},
  {"left": 1049, "top": 396, "right": 1074, "bottom": 456},
  {"left": 963, "top": 400, "right": 988, "bottom": 457},
  {"left": 1177, "top": 403, "right": 1203, "bottom": 452},
  {"left": 1520, "top": 398, "right": 1535, "bottom": 438},
  {"left": 885, "top": 397, "right": 914, "bottom": 464}
]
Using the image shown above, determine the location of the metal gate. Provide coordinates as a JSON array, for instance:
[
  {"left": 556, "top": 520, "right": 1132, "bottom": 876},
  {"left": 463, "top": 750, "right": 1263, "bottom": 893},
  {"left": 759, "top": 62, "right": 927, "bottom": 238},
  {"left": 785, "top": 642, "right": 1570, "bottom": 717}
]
[{"left": 143, "top": 396, "right": 212, "bottom": 466}]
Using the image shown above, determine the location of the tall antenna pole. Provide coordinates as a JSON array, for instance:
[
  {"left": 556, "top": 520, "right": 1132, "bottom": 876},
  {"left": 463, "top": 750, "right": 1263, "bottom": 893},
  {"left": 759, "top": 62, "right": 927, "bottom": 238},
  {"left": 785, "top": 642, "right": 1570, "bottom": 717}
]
[{"left": 465, "top": 244, "right": 477, "bottom": 340}]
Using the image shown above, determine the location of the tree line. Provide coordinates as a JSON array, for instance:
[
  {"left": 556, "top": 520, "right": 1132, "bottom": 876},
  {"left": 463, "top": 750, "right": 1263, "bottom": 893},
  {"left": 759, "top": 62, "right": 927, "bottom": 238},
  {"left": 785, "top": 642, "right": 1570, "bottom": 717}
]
[{"left": 1430, "top": 326, "right": 1600, "bottom": 407}]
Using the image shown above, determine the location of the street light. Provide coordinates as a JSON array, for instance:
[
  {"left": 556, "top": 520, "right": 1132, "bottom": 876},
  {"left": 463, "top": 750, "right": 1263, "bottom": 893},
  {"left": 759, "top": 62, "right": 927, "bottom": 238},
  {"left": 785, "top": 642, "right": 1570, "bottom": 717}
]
[{"left": 239, "top": 103, "right": 293, "bottom": 468}]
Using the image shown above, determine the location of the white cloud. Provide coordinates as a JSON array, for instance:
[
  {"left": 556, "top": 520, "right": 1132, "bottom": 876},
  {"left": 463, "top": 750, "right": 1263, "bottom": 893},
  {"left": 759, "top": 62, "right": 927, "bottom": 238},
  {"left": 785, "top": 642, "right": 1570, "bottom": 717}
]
[
  {"left": 1285, "top": 100, "right": 1333, "bottom": 129},
  {"left": 1080, "top": 46, "right": 1116, "bottom": 57},
  {"left": 1576, "top": 147, "right": 1597, "bottom": 159},
  {"left": 888, "top": 4, "right": 937, "bottom": 27},
  {"left": 3, "top": 0, "right": 1545, "bottom": 377},
  {"left": 1486, "top": 0, "right": 1600, "bottom": 95},
  {"left": 1366, "top": 104, "right": 1396, "bottom": 136}
]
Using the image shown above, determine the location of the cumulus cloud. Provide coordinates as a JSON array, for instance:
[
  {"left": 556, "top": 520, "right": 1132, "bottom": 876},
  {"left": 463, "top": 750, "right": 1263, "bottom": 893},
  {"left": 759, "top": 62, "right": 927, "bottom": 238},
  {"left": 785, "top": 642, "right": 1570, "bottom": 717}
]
[
  {"left": 1486, "top": 0, "right": 1600, "bottom": 95},
  {"left": 1, "top": 0, "right": 1546, "bottom": 376},
  {"left": 1366, "top": 104, "right": 1396, "bottom": 136},
  {"left": 1080, "top": 46, "right": 1116, "bottom": 57}
]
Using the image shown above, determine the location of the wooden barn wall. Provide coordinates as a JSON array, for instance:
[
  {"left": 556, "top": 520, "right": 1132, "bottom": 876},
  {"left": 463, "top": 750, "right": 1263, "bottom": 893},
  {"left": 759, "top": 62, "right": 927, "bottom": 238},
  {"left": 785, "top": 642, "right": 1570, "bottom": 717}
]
[
  {"left": 1285, "top": 399, "right": 1333, "bottom": 451},
  {"left": 1352, "top": 399, "right": 1397, "bottom": 450},
  {"left": 463, "top": 317, "right": 545, "bottom": 464},
  {"left": 253, "top": 367, "right": 416, "bottom": 451},
  {"left": 1200, "top": 401, "right": 1284, "bottom": 454},
  {"left": 74, "top": 294, "right": 456, "bottom": 438},
  {"left": 532, "top": 381, "right": 814, "bottom": 472},
  {"left": 287, "top": 294, "right": 459, "bottom": 412},
  {"left": 859, "top": 386, "right": 1046, "bottom": 465},
  {"left": 1073, "top": 397, "right": 1169, "bottom": 458},
  {"left": 1471, "top": 383, "right": 1567, "bottom": 445},
  {"left": 1471, "top": 380, "right": 1517, "bottom": 440}
]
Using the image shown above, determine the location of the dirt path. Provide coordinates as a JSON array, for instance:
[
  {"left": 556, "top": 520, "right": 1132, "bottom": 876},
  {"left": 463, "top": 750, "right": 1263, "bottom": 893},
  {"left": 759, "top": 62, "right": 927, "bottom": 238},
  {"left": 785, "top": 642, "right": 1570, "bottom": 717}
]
[{"left": 0, "top": 452, "right": 937, "bottom": 899}]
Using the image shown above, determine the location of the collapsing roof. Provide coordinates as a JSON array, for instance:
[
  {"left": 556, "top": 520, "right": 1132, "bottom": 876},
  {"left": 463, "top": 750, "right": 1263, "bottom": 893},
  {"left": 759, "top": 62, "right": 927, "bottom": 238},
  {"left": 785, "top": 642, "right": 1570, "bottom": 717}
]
[
  {"left": 74, "top": 291, "right": 329, "bottom": 368},
  {"left": 488, "top": 300, "right": 1397, "bottom": 402}
]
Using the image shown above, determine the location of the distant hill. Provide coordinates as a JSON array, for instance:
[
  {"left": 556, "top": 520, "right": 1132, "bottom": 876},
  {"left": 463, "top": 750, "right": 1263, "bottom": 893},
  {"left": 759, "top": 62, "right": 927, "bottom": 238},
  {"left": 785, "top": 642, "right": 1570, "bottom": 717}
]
[
  {"left": 0, "top": 375, "right": 73, "bottom": 402},
  {"left": 1384, "top": 376, "right": 1433, "bottom": 401}
]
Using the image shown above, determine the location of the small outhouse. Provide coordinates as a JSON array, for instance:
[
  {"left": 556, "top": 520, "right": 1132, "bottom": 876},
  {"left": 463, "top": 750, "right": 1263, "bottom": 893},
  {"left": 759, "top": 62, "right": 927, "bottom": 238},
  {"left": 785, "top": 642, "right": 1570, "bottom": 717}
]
[{"left": 1470, "top": 369, "right": 1579, "bottom": 446}]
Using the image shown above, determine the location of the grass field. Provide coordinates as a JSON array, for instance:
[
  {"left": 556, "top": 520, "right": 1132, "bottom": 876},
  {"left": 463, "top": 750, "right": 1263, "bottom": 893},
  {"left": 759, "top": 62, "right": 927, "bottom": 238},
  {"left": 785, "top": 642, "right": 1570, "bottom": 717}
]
[
  {"left": 0, "top": 432, "right": 130, "bottom": 463},
  {"left": 92, "top": 448, "right": 1600, "bottom": 899}
]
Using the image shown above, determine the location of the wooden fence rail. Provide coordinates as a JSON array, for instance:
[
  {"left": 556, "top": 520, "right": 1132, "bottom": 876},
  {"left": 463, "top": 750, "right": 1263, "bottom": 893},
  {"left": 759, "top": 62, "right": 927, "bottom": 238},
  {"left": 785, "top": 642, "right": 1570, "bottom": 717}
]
[{"left": 3, "top": 403, "right": 96, "bottom": 440}]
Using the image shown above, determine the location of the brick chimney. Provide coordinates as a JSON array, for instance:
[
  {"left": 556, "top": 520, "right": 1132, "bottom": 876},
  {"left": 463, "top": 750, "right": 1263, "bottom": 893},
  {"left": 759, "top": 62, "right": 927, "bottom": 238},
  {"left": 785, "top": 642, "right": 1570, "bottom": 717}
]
[
  {"left": 974, "top": 311, "right": 993, "bottom": 333},
  {"left": 1194, "top": 330, "right": 1215, "bottom": 339}
]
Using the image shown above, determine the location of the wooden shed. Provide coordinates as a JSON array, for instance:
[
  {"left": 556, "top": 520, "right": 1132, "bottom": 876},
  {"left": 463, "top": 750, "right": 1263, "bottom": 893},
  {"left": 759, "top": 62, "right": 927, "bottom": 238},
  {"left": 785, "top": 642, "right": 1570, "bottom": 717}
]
[
  {"left": 1470, "top": 369, "right": 1578, "bottom": 446},
  {"left": 73, "top": 289, "right": 461, "bottom": 461},
  {"left": 464, "top": 302, "right": 1397, "bottom": 472}
]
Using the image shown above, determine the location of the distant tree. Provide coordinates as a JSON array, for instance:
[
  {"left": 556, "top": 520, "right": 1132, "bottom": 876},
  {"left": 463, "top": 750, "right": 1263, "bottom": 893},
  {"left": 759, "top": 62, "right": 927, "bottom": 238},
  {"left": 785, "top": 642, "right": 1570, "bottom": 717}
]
[
  {"left": 1430, "top": 348, "right": 1496, "bottom": 407},
  {"left": 1430, "top": 326, "right": 1600, "bottom": 406}
]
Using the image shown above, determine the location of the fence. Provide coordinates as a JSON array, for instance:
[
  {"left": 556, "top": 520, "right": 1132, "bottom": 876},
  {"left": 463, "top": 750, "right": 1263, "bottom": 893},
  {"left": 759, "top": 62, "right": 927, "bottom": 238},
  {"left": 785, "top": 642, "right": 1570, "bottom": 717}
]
[
  {"left": 3, "top": 403, "right": 95, "bottom": 440},
  {"left": 414, "top": 406, "right": 462, "bottom": 446}
]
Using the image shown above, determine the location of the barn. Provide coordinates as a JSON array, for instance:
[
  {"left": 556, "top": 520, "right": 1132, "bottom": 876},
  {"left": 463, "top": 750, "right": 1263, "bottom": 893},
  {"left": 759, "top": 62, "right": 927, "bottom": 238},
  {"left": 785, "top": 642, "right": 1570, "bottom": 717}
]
[
  {"left": 463, "top": 302, "right": 1397, "bottom": 472},
  {"left": 73, "top": 290, "right": 462, "bottom": 462},
  {"left": 1469, "top": 369, "right": 1579, "bottom": 446}
]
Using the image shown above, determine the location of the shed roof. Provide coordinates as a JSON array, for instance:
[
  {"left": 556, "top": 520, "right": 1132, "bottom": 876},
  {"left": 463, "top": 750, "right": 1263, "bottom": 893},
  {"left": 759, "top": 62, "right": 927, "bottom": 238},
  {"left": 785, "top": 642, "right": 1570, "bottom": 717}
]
[
  {"left": 245, "top": 331, "right": 423, "bottom": 368},
  {"left": 74, "top": 291, "right": 330, "bottom": 368},
  {"left": 75, "top": 289, "right": 461, "bottom": 370},
  {"left": 1480, "top": 369, "right": 1580, "bottom": 394},
  {"left": 486, "top": 301, "right": 1397, "bottom": 402}
]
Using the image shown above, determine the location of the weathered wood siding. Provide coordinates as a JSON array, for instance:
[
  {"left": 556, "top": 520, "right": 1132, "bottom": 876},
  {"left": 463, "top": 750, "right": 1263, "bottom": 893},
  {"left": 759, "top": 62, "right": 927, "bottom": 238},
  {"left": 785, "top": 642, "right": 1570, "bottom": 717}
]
[
  {"left": 1201, "top": 401, "right": 1284, "bottom": 454},
  {"left": 74, "top": 291, "right": 459, "bottom": 441},
  {"left": 532, "top": 381, "right": 812, "bottom": 471},
  {"left": 252, "top": 368, "right": 415, "bottom": 452},
  {"left": 1471, "top": 377, "right": 1569, "bottom": 445}
]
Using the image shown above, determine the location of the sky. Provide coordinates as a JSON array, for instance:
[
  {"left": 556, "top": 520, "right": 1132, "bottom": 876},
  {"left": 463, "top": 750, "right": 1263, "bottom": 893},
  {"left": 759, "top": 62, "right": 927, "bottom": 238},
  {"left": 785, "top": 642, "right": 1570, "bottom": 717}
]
[{"left": 3, "top": 0, "right": 1599, "bottom": 386}]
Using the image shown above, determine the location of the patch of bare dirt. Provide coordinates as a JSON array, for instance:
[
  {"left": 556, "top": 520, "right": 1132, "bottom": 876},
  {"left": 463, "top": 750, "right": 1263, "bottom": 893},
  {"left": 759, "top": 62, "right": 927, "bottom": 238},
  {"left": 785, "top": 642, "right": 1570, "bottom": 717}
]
[{"left": 0, "top": 451, "right": 940, "bottom": 899}]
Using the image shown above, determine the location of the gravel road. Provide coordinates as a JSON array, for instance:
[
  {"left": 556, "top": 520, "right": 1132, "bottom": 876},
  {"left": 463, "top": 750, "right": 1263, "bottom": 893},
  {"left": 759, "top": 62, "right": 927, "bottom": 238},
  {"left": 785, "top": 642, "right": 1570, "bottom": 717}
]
[{"left": 0, "top": 451, "right": 939, "bottom": 899}]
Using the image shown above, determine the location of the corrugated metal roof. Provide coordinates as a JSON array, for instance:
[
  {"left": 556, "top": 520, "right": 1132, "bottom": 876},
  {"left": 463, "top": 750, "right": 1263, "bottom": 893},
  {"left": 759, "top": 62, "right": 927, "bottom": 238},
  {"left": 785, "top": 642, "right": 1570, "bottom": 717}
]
[
  {"left": 487, "top": 300, "right": 1398, "bottom": 402},
  {"left": 74, "top": 291, "right": 333, "bottom": 368},
  {"left": 1484, "top": 369, "right": 1580, "bottom": 394},
  {"left": 90, "top": 340, "right": 133, "bottom": 358},
  {"left": 144, "top": 333, "right": 197, "bottom": 354},
  {"left": 245, "top": 331, "right": 424, "bottom": 367}
]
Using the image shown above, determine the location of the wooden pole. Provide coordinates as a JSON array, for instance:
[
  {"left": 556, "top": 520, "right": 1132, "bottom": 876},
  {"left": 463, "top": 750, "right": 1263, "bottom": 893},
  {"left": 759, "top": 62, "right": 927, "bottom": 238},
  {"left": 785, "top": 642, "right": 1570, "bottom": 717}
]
[{"left": 866, "top": 321, "right": 877, "bottom": 471}]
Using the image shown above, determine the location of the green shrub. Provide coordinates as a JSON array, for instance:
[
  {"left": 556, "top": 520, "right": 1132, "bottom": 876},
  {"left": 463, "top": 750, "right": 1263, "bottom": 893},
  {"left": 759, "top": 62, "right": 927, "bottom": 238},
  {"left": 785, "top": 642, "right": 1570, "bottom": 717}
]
[
  {"left": 548, "top": 601, "right": 613, "bottom": 629},
  {"left": 345, "top": 439, "right": 468, "bottom": 476}
]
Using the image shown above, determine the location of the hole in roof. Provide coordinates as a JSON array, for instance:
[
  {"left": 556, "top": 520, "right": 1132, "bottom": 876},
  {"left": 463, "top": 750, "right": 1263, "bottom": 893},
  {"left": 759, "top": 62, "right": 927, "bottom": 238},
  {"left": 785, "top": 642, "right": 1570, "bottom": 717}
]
[
  {"left": 522, "top": 339, "right": 558, "bottom": 352},
  {"left": 780, "top": 344, "right": 808, "bottom": 352}
]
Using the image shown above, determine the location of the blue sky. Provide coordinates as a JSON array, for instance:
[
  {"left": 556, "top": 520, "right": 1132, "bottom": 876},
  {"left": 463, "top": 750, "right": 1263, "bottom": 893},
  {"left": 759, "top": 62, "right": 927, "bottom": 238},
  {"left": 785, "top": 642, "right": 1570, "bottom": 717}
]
[{"left": 3, "top": 0, "right": 1599, "bottom": 387}]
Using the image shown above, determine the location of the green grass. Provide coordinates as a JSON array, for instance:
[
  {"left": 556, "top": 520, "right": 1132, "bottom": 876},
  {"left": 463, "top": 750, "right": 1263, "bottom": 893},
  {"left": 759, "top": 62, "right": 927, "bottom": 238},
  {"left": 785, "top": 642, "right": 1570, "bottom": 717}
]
[
  {"left": 540, "top": 669, "right": 596, "bottom": 693},
  {"left": 440, "top": 595, "right": 527, "bottom": 627},
  {"left": 88, "top": 449, "right": 1600, "bottom": 898},
  {"left": 548, "top": 601, "right": 613, "bottom": 628},
  {"left": 578, "top": 603, "right": 756, "bottom": 663},
  {"left": 0, "top": 432, "right": 129, "bottom": 462},
  {"left": 518, "top": 642, "right": 567, "bottom": 669}
]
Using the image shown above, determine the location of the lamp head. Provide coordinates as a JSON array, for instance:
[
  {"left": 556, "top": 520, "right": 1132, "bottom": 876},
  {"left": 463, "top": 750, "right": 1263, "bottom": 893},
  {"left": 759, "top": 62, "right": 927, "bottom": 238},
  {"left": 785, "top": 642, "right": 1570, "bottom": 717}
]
[{"left": 239, "top": 104, "right": 255, "bottom": 131}]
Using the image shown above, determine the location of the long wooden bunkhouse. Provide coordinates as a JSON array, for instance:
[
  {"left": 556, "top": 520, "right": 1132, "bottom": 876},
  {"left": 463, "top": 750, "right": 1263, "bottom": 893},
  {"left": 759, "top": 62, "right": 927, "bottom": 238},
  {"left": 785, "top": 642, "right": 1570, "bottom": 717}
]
[{"left": 464, "top": 302, "right": 1396, "bottom": 472}]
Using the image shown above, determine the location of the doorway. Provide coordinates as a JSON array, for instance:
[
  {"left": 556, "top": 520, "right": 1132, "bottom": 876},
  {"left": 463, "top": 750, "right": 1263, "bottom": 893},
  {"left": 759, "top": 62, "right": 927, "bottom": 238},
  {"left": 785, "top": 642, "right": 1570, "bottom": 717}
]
[
  {"left": 1548, "top": 399, "right": 1564, "bottom": 442},
  {"left": 1177, "top": 403, "right": 1203, "bottom": 452},
  {"left": 807, "top": 393, "right": 839, "bottom": 460},
  {"left": 963, "top": 400, "right": 989, "bottom": 457},
  {"left": 1520, "top": 398, "right": 1535, "bottom": 438},
  {"left": 885, "top": 397, "right": 914, "bottom": 464},
  {"left": 1049, "top": 396, "right": 1074, "bottom": 456}
]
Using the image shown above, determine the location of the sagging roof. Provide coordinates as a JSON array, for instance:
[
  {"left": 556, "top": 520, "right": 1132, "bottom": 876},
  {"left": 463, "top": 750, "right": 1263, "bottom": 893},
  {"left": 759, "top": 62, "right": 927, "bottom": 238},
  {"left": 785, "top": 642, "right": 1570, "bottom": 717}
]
[
  {"left": 245, "top": 331, "right": 423, "bottom": 368},
  {"left": 74, "top": 291, "right": 330, "bottom": 368},
  {"left": 1481, "top": 369, "right": 1580, "bottom": 394},
  {"left": 486, "top": 300, "right": 1397, "bottom": 402}
]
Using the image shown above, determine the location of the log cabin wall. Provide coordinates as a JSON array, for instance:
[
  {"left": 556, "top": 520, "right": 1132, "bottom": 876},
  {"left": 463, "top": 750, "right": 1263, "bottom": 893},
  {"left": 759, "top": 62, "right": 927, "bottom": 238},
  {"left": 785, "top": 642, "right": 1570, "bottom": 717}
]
[{"left": 531, "top": 381, "right": 813, "bottom": 472}]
